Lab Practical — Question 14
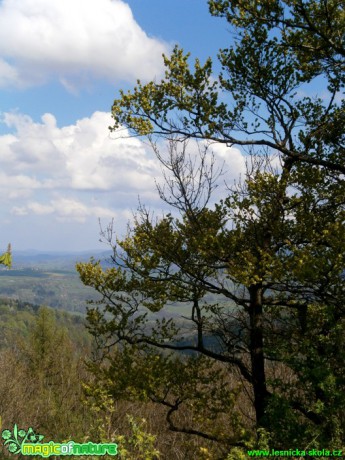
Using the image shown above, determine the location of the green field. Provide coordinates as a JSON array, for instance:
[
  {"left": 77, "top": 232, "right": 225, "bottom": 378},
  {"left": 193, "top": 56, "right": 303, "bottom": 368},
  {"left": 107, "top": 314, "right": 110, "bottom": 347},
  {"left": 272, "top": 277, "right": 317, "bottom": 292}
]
[{"left": 0, "top": 267, "right": 100, "bottom": 313}]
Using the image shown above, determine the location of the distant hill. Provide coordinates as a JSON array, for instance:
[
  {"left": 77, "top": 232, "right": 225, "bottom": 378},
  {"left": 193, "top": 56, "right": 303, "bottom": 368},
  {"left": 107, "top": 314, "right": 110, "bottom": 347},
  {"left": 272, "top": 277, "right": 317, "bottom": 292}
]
[
  {"left": 0, "top": 250, "right": 232, "bottom": 322},
  {"left": 0, "top": 250, "right": 113, "bottom": 313},
  {"left": 12, "top": 249, "right": 114, "bottom": 271}
]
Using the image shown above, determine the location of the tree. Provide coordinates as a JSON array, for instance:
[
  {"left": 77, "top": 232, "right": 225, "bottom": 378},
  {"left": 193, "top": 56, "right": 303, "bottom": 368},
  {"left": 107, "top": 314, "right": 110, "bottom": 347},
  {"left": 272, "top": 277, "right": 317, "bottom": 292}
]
[
  {"left": 18, "top": 307, "right": 90, "bottom": 440},
  {"left": 111, "top": 1, "right": 344, "bottom": 173},
  {"left": 0, "top": 244, "right": 12, "bottom": 269},
  {"left": 77, "top": 0, "right": 344, "bottom": 455}
]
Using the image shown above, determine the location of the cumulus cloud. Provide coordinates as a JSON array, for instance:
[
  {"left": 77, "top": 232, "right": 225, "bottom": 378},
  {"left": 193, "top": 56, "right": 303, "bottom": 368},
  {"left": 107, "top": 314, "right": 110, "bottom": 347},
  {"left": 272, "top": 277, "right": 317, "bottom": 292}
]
[
  {"left": 0, "top": 110, "right": 161, "bottom": 196},
  {"left": 0, "top": 0, "right": 169, "bottom": 89},
  {"left": 0, "top": 110, "right": 248, "bottom": 249},
  {"left": 0, "top": 109, "right": 169, "bottom": 238},
  {"left": 0, "top": 112, "right": 249, "bottom": 211},
  {"left": 208, "top": 142, "right": 246, "bottom": 182}
]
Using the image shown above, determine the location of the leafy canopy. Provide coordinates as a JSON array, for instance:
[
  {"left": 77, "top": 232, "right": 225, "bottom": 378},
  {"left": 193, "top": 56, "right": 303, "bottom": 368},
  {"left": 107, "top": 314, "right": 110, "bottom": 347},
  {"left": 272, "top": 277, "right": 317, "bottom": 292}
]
[{"left": 78, "top": 0, "right": 344, "bottom": 456}]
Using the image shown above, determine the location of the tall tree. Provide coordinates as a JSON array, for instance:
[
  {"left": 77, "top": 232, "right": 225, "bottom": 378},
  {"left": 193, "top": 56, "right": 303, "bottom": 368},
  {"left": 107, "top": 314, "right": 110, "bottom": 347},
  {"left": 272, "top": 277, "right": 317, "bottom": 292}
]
[
  {"left": 20, "top": 307, "right": 89, "bottom": 439},
  {"left": 78, "top": 0, "right": 344, "bottom": 455}
]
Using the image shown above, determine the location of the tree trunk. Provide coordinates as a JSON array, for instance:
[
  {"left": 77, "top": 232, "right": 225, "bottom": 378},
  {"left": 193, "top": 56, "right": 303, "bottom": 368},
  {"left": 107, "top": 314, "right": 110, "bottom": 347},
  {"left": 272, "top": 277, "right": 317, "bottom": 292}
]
[{"left": 248, "top": 284, "right": 268, "bottom": 425}]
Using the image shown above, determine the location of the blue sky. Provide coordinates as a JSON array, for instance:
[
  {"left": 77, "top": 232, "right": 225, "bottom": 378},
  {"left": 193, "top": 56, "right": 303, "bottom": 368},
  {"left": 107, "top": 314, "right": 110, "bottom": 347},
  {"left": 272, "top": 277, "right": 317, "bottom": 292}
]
[{"left": 0, "top": 0, "right": 245, "bottom": 252}]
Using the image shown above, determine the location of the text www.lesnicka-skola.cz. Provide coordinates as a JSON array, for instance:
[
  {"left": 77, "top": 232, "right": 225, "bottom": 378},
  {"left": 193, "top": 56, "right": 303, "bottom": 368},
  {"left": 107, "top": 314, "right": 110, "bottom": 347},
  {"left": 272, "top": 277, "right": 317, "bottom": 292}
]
[{"left": 247, "top": 448, "right": 343, "bottom": 457}]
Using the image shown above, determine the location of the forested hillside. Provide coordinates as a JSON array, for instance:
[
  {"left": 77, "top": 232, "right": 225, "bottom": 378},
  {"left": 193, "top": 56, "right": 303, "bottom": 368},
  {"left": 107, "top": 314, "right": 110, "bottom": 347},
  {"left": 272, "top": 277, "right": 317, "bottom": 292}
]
[
  {"left": 0, "top": 303, "right": 218, "bottom": 459},
  {"left": 0, "top": 298, "right": 91, "bottom": 349},
  {"left": 0, "top": 250, "right": 114, "bottom": 312}
]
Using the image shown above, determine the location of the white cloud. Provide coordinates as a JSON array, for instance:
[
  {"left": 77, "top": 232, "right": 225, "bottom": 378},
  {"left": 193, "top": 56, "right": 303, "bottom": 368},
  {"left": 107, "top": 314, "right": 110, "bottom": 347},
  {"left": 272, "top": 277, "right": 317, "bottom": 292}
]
[
  {"left": 0, "top": 110, "right": 161, "bottom": 195},
  {"left": 0, "top": 58, "right": 20, "bottom": 87},
  {"left": 0, "top": 172, "right": 42, "bottom": 190},
  {"left": 0, "top": 0, "right": 169, "bottom": 89},
  {"left": 209, "top": 142, "right": 247, "bottom": 182},
  {"left": 0, "top": 111, "right": 248, "bottom": 250},
  {"left": 0, "top": 110, "right": 165, "bottom": 238},
  {"left": 0, "top": 112, "right": 249, "bottom": 209},
  {"left": 11, "top": 198, "right": 115, "bottom": 222}
]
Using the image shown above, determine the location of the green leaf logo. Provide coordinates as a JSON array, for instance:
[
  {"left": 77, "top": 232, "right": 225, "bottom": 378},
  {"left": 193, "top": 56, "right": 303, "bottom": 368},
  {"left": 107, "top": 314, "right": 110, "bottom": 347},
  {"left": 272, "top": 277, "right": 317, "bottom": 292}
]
[{"left": 1, "top": 424, "right": 45, "bottom": 455}]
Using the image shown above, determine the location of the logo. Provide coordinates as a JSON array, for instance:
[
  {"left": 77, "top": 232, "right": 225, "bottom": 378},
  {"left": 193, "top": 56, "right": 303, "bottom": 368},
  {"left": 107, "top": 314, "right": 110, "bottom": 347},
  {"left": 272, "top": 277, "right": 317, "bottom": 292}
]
[{"left": 2, "top": 424, "right": 118, "bottom": 457}]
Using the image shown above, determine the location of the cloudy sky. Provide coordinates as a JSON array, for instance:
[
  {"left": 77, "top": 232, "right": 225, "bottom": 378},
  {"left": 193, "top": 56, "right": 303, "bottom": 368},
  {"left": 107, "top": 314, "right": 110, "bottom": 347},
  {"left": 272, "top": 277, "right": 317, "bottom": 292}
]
[{"left": 0, "top": 0, "right": 245, "bottom": 252}]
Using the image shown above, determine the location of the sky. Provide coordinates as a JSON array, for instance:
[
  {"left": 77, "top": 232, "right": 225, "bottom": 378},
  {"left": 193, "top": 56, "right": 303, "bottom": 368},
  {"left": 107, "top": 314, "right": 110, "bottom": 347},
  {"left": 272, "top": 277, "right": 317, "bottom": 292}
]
[{"left": 0, "top": 0, "right": 246, "bottom": 252}]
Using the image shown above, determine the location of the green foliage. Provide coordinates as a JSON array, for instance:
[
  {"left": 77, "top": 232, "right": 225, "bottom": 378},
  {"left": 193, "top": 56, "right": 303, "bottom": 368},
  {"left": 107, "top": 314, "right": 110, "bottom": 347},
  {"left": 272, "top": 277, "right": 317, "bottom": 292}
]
[
  {"left": 0, "top": 308, "right": 95, "bottom": 447},
  {"left": 226, "top": 428, "right": 271, "bottom": 460},
  {"left": 84, "top": 385, "right": 160, "bottom": 460},
  {"left": 111, "top": 0, "right": 344, "bottom": 171},
  {"left": 0, "top": 298, "right": 92, "bottom": 351},
  {"left": 208, "top": 0, "right": 344, "bottom": 85},
  {"left": 114, "top": 416, "right": 160, "bottom": 460},
  {"left": 86, "top": 345, "right": 244, "bottom": 444},
  {"left": 15, "top": 307, "right": 86, "bottom": 439},
  {"left": 78, "top": 0, "right": 345, "bottom": 454},
  {"left": 264, "top": 303, "right": 345, "bottom": 447},
  {"left": 78, "top": 157, "right": 344, "bottom": 450},
  {"left": 0, "top": 245, "right": 12, "bottom": 269}
]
